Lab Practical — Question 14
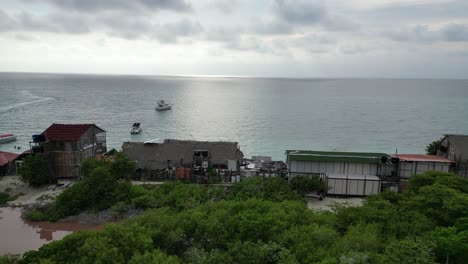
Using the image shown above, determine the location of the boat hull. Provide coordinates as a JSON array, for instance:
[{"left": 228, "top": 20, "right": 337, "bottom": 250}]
[
  {"left": 130, "top": 126, "right": 143, "bottom": 135},
  {"left": 130, "top": 129, "right": 142, "bottom": 135},
  {"left": 0, "top": 135, "right": 17, "bottom": 144},
  {"left": 155, "top": 105, "right": 172, "bottom": 111}
]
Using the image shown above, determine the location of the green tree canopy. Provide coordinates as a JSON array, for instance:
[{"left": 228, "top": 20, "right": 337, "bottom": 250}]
[
  {"left": 19, "top": 154, "right": 52, "bottom": 187},
  {"left": 426, "top": 139, "right": 441, "bottom": 155}
]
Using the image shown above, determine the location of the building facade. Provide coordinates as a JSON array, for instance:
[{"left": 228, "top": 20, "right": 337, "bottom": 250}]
[
  {"left": 122, "top": 139, "right": 244, "bottom": 180},
  {"left": 390, "top": 154, "right": 453, "bottom": 179},
  {"left": 437, "top": 135, "right": 468, "bottom": 178},
  {"left": 286, "top": 150, "right": 458, "bottom": 196},
  {"left": 34, "top": 124, "right": 107, "bottom": 179},
  {"left": 0, "top": 151, "right": 19, "bottom": 176},
  {"left": 286, "top": 150, "right": 393, "bottom": 196}
]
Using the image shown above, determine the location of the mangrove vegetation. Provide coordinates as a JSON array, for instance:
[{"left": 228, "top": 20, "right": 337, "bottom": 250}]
[{"left": 8, "top": 157, "right": 468, "bottom": 263}]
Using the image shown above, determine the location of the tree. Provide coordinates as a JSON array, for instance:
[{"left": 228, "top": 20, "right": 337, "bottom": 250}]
[
  {"left": 110, "top": 152, "right": 136, "bottom": 181},
  {"left": 290, "top": 175, "right": 325, "bottom": 195},
  {"left": 129, "top": 250, "right": 180, "bottom": 264},
  {"left": 19, "top": 154, "right": 52, "bottom": 186},
  {"left": 229, "top": 177, "right": 301, "bottom": 202},
  {"left": 380, "top": 237, "right": 436, "bottom": 264},
  {"left": 81, "top": 152, "right": 135, "bottom": 180},
  {"left": 280, "top": 224, "right": 339, "bottom": 263},
  {"left": 426, "top": 139, "right": 441, "bottom": 155},
  {"left": 433, "top": 219, "right": 468, "bottom": 264},
  {"left": 227, "top": 241, "right": 298, "bottom": 264},
  {"left": 409, "top": 171, "right": 468, "bottom": 194}
]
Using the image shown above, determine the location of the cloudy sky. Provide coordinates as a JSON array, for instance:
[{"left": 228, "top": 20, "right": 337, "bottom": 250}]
[{"left": 1, "top": 0, "right": 468, "bottom": 78}]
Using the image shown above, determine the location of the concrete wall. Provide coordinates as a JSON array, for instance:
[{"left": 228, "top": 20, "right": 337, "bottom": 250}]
[{"left": 122, "top": 139, "right": 244, "bottom": 170}]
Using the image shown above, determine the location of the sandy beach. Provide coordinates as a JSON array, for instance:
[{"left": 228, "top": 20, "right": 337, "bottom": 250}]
[{"left": 0, "top": 175, "right": 64, "bottom": 207}]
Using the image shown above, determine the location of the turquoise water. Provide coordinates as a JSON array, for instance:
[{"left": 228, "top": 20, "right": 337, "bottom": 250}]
[{"left": 1, "top": 73, "right": 467, "bottom": 160}]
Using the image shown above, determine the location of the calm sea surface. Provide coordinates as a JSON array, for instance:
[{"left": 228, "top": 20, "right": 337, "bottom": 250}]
[{"left": 1, "top": 73, "right": 468, "bottom": 160}]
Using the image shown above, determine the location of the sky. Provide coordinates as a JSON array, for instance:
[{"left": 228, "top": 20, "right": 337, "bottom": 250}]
[{"left": 1, "top": 0, "right": 468, "bottom": 78}]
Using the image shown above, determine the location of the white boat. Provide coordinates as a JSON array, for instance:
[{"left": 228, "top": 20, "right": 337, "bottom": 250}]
[
  {"left": 0, "top": 134, "right": 17, "bottom": 144},
  {"left": 130, "top": 123, "right": 143, "bottom": 134},
  {"left": 155, "top": 100, "right": 172, "bottom": 111}
]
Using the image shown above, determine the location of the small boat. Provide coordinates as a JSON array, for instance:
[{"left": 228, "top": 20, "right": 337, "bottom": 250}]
[
  {"left": 155, "top": 100, "right": 172, "bottom": 111},
  {"left": 130, "top": 123, "right": 143, "bottom": 135},
  {"left": 0, "top": 134, "right": 17, "bottom": 143}
]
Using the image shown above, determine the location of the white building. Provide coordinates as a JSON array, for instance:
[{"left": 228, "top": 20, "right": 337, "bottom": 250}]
[{"left": 286, "top": 150, "right": 393, "bottom": 196}]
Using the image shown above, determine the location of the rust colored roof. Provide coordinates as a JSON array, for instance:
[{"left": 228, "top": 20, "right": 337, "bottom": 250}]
[
  {"left": 0, "top": 151, "right": 19, "bottom": 166},
  {"left": 42, "top": 124, "right": 100, "bottom": 142},
  {"left": 391, "top": 154, "right": 454, "bottom": 163}
]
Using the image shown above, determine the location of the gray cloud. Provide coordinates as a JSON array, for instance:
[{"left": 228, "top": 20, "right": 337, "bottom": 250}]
[
  {"left": 0, "top": 9, "right": 18, "bottom": 31},
  {"left": 204, "top": 27, "right": 241, "bottom": 42},
  {"left": 0, "top": 8, "right": 203, "bottom": 43},
  {"left": 388, "top": 24, "right": 468, "bottom": 43},
  {"left": 98, "top": 14, "right": 152, "bottom": 39},
  {"left": 97, "top": 16, "right": 204, "bottom": 42},
  {"left": 208, "top": 0, "right": 236, "bottom": 14},
  {"left": 321, "top": 16, "right": 360, "bottom": 32},
  {"left": 155, "top": 19, "right": 203, "bottom": 43},
  {"left": 0, "top": 10, "right": 89, "bottom": 34},
  {"left": 388, "top": 25, "right": 439, "bottom": 42},
  {"left": 291, "top": 34, "right": 336, "bottom": 54},
  {"left": 366, "top": 0, "right": 468, "bottom": 22},
  {"left": 273, "top": 0, "right": 326, "bottom": 25},
  {"left": 251, "top": 19, "right": 293, "bottom": 35},
  {"left": 442, "top": 24, "right": 468, "bottom": 42},
  {"left": 46, "top": 0, "right": 192, "bottom": 13},
  {"left": 271, "top": 0, "right": 359, "bottom": 32}
]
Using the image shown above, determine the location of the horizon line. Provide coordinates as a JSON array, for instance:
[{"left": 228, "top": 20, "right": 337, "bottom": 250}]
[{"left": 0, "top": 70, "right": 467, "bottom": 81}]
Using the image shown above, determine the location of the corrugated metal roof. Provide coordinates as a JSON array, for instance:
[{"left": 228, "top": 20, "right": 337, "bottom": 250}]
[
  {"left": 42, "top": 124, "right": 104, "bottom": 142},
  {"left": 391, "top": 154, "right": 454, "bottom": 163},
  {"left": 0, "top": 151, "right": 19, "bottom": 167},
  {"left": 286, "top": 150, "right": 389, "bottom": 163}
]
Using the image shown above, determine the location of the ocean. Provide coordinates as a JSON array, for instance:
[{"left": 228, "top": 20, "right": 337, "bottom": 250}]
[{"left": 1, "top": 73, "right": 467, "bottom": 160}]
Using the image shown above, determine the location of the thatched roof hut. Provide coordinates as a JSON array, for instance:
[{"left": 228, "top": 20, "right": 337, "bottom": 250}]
[{"left": 122, "top": 139, "right": 244, "bottom": 170}]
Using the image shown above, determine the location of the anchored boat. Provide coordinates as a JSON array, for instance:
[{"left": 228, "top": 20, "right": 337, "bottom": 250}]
[
  {"left": 0, "top": 134, "right": 17, "bottom": 144},
  {"left": 130, "top": 123, "right": 143, "bottom": 134},
  {"left": 155, "top": 100, "right": 172, "bottom": 111}
]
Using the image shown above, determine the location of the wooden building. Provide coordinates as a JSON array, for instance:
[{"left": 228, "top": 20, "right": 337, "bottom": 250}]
[
  {"left": 34, "top": 124, "right": 107, "bottom": 179},
  {"left": 437, "top": 135, "right": 468, "bottom": 178},
  {"left": 0, "top": 151, "right": 19, "bottom": 176},
  {"left": 122, "top": 139, "right": 244, "bottom": 180}
]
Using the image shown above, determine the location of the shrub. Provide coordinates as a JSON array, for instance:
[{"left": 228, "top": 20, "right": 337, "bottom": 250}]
[
  {"left": 230, "top": 177, "right": 301, "bottom": 202},
  {"left": 0, "top": 192, "right": 18, "bottom": 206},
  {"left": 18, "top": 154, "right": 52, "bottom": 187},
  {"left": 290, "top": 175, "right": 325, "bottom": 195}
]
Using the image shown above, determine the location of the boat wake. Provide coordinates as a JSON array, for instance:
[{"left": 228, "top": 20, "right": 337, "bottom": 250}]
[{"left": 0, "top": 91, "right": 54, "bottom": 115}]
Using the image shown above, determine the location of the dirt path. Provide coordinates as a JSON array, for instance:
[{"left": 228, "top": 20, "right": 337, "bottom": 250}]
[{"left": 0, "top": 175, "right": 64, "bottom": 207}]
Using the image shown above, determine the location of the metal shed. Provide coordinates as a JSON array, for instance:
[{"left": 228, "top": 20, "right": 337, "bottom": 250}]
[
  {"left": 325, "top": 174, "right": 381, "bottom": 196},
  {"left": 391, "top": 154, "right": 454, "bottom": 179},
  {"left": 286, "top": 150, "right": 392, "bottom": 177}
]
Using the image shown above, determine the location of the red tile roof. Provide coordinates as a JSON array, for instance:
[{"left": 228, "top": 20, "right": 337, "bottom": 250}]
[
  {"left": 0, "top": 151, "right": 19, "bottom": 167},
  {"left": 391, "top": 154, "right": 454, "bottom": 163},
  {"left": 42, "top": 124, "right": 100, "bottom": 142}
]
